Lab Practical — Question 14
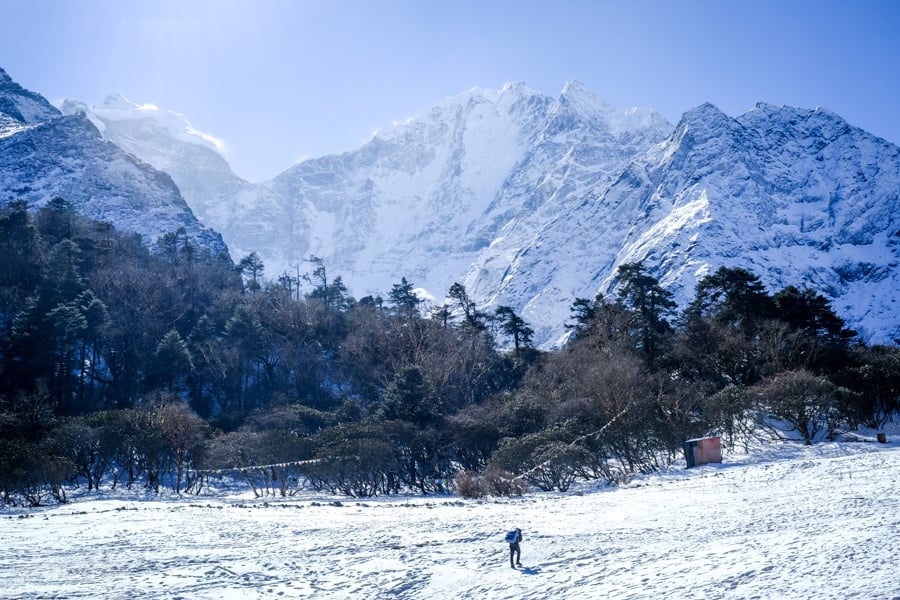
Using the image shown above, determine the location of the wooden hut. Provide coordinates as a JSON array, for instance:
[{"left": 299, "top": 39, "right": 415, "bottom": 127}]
[{"left": 684, "top": 436, "right": 722, "bottom": 468}]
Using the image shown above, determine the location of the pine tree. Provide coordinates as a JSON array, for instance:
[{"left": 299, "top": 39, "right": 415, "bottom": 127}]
[
  {"left": 773, "top": 285, "right": 853, "bottom": 340},
  {"left": 685, "top": 266, "right": 774, "bottom": 331},
  {"left": 494, "top": 305, "right": 534, "bottom": 353},
  {"left": 151, "top": 329, "right": 194, "bottom": 393},
  {"left": 238, "top": 252, "right": 265, "bottom": 293},
  {"left": 615, "top": 262, "right": 676, "bottom": 361},
  {"left": 566, "top": 297, "right": 597, "bottom": 335},
  {"left": 448, "top": 282, "right": 486, "bottom": 331},
  {"left": 388, "top": 277, "right": 423, "bottom": 316}
]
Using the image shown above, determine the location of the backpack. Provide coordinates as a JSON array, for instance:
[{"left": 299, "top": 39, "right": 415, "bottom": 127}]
[{"left": 504, "top": 530, "right": 519, "bottom": 544}]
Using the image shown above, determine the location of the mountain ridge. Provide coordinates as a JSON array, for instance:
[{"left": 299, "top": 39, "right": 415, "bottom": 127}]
[
  {"left": 581, "top": 100, "right": 899, "bottom": 343},
  {"left": 0, "top": 66, "right": 61, "bottom": 125},
  {"left": 0, "top": 67, "right": 228, "bottom": 257},
  {"left": 40, "top": 73, "right": 900, "bottom": 346}
]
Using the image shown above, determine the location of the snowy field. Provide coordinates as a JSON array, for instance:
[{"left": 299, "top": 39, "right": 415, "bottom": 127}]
[{"left": 1, "top": 436, "right": 899, "bottom": 599}]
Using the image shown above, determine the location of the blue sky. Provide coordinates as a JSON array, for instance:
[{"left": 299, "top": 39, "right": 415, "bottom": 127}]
[{"left": 3, "top": 0, "right": 899, "bottom": 182}]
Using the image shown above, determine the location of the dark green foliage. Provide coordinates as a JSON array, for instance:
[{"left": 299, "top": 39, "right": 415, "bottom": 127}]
[
  {"left": 0, "top": 197, "right": 895, "bottom": 504},
  {"left": 201, "top": 404, "right": 319, "bottom": 497},
  {"left": 237, "top": 252, "right": 265, "bottom": 293},
  {"left": 614, "top": 262, "right": 676, "bottom": 362},
  {"left": 494, "top": 305, "right": 534, "bottom": 353},
  {"left": 445, "top": 411, "right": 502, "bottom": 472},
  {"left": 303, "top": 255, "right": 354, "bottom": 312},
  {"left": 752, "top": 370, "right": 852, "bottom": 444},
  {"left": 489, "top": 432, "right": 590, "bottom": 492},
  {"left": 448, "top": 282, "right": 487, "bottom": 332},
  {"left": 685, "top": 266, "right": 775, "bottom": 330},
  {"left": 773, "top": 286, "right": 848, "bottom": 338},
  {"left": 377, "top": 366, "right": 441, "bottom": 427},
  {"left": 565, "top": 297, "right": 596, "bottom": 334},
  {"left": 833, "top": 345, "right": 900, "bottom": 429},
  {"left": 51, "top": 411, "right": 122, "bottom": 491},
  {"left": 0, "top": 199, "right": 41, "bottom": 302},
  {"left": 148, "top": 329, "right": 193, "bottom": 393},
  {"left": 303, "top": 421, "right": 403, "bottom": 496},
  {"left": 388, "top": 277, "right": 423, "bottom": 316},
  {"left": 696, "top": 385, "right": 755, "bottom": 451}
]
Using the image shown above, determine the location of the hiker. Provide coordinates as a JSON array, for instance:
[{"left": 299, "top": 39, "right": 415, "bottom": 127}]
[{"left": 508, "top": 527, "right": 522, "bottom": 568}]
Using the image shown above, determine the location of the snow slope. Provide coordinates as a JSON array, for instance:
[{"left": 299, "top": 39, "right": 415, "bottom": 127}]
[
  {"left": 57, "top": 75, "right": 900, "bottom": 346},
  {"left": 0, "top": 67, "right": 227, "bottom": 256},
  {"left": 0, "top": 67, "right": 60, "bottom": 125},
  {"left": 499, "top": 101, "right": 900, "bottom": 347},
  {"left": 59, "top": 94, "right": 250, "bottom": 232},
  {"left": 2, "top": 438, "right": 898, "bottom": 599}
]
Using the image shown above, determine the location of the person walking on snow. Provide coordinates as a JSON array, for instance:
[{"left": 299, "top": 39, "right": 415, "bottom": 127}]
[{"left": 509, "top": 528, "right": 522, "bottom": 568}]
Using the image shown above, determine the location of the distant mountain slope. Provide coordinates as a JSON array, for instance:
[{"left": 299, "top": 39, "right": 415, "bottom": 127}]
[
  {"left": 465, "top": 101, "right": 899, "bottom": 345},
  {"left": 59, "top": 75, "right": 899, "bottom": 346},
  {"left": 0, "top": 67, "right": 227, "bottom": 256},
  {"left": 0, "top": 67, "right": 60, "bottom": 125},
  {"left": 259, "top": 81, "right": 674, "bottom": 300},
  {"left": 59, "top": 94, "right": 250, "bottom": 233},
  {"left": 68, "top": 80, "right": 671, "bottom": 303}
]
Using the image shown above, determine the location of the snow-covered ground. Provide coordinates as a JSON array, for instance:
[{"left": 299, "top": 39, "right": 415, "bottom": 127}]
[{"left": 2, "top": 434, "right": 899, "bottom": 599}]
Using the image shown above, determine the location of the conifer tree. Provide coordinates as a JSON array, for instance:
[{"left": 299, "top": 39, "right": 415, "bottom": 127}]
[
  {"left": 615, "top": 262, "right": 676, "bottom": 361},
  {"left": 494, "top": 305, "right": 534, "bottom": 353},
  {"left": 448, "top": 282, "right": 486, "bottom": 331},
  {"left": 685, "top": 266, "right": 775, "bottom": 331},
  {"left": 238, "top": 252, "right": 265, "bottom": 293},
  {"left": 388, "top": 277, "right": 423, "bottom": 316}
]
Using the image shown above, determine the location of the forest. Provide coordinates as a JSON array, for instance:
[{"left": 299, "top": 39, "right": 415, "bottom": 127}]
[{"left": 1, "top": 197, "right": 898, "bottom": 505}]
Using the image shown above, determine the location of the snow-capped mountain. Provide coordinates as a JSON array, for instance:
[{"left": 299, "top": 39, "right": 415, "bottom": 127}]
[
  {"left": 58, "top": 94, "right": 250, "bottom": 232},
  {"left": 66, "top": 81, "right": 671, "bottom": 307},
  {"left": 59, "top": 76, "right": 899, "bottom": 346},
  {"left": 261, "top": 81, "right": 673, "bottom": 298},
  {"left": 466, "top": 101, "right": 900, "bottom": 345},
  {"left": 0, "top": 67, "right": 227, "bottom": 256},
  {"left": 0, "top": 68, "right": 59, "bottom": 126}
]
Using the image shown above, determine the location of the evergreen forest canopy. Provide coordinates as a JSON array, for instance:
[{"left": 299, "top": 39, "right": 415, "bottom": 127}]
[{"left": 1, "top": 198, "right": 898, "bottom": 506}]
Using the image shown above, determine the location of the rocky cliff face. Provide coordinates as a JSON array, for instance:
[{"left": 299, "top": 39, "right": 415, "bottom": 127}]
[
  {"left": 57, "top": 74, "right": 900, "bottom": 346},
  {"left": 0, "top": 68, "right": 228, "bottom": 256},
  {"left": 257, "top": 81, "right": 672, "bottom": 299},
  {"left": 58, "top": 94, "right": 250, "bottom": 234},
  {"left": 0, "top": 67, "right": 61, "bottom": 125},
  {"left": 587, "top": 102, "right": 899, "bottom": 343}
]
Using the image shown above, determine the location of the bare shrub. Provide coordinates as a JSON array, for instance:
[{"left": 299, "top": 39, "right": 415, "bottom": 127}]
[{"left": 453, "top": 470, "right": 489, "bottom": 499}]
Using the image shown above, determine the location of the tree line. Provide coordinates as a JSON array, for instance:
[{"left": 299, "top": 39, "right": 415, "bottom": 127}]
[{"left": 1, "top": 198, "right": 897, "bottom": 505}]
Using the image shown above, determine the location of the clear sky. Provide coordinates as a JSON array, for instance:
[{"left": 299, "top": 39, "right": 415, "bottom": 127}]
[{"left": 3, "top": 0, "right": 899, "bottom": 182}]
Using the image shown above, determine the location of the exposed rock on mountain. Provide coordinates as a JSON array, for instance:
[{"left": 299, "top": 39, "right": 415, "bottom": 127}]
[
  {"left": 0, "top": 67, "right": 228, "bottom": 256},
  {"left": 58, "top": 75, "right": 900, "bottom": 346}
]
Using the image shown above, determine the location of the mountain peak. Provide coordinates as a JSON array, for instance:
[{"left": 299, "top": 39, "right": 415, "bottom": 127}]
[
  {"left": 0, "top": 67, "right": 62, "bottom": 125},
  {"left": 439, "top": 82, "right": 542, "bottom": 110},
  {"left": 745, "top": 101, "right": 845, "bottom": 124},
  {"left": 553, "top": 80, "right": 671, "bottom": 137},
  {"left": 499, "top": 81, "right": 530, "bottom": 94},
  {"left": 683, "top": 101, "right": 727, "bottom": 119},
  {"left": 750, "top": 101, "right": 780, "bottom": 113},
  {"left": 737, "top": 102, "right": 867, "bottom": 149},
  {"left": 559, "top": 79, "right": 613, "bottom": 113},
  {"left": 0, "top": 72, "right": 229, "bottom": 257},
  {"left": 66, "top": 94, "right": 227, "bottom": 156},
  {"left": 560, "top": 79, "right": 591, "bottom": 96},
  {"left": 674, "top": 102, "right": 734, "bottom": 137},
  {"left": 101, "top": 92, "right": 140, "bottom": 110}
]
